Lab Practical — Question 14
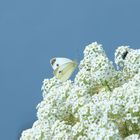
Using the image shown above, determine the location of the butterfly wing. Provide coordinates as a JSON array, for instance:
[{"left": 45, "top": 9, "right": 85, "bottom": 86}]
[
  {"left": 54, "top": 61, "right": 77, "bottom": 81},
  {"left": 50, "top": 57, "right": 73, "bottom": 70}
]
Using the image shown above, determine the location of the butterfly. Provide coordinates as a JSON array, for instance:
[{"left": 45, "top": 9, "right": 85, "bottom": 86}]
[{"left": 50, "top": 57, "right": 77, "bottom": 82}]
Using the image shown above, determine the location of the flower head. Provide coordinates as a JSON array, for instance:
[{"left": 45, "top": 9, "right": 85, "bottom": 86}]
[{"left": 20, "top": 42, "right": 140, "bottom": 140}]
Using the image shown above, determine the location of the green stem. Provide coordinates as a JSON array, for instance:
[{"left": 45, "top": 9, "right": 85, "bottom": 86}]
[{"left": 104, "top": 80, "right": 112, "bottom": 91}]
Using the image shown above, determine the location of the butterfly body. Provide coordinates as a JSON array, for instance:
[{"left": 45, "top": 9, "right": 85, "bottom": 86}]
[{"left": 50, "top": 57, "right": 77, "bottom": 81}]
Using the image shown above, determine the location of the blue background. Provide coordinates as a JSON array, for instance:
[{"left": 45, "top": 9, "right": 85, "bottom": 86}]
[{"left": 0, "top": 0, "right": 140, "bottom": 139}]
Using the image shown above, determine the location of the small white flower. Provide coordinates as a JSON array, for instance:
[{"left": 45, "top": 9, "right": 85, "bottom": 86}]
[
  {"left": 132, "top": 106, "right": 139, "bottom": 113},
  {"left": 131, "top": 117, "right": 138, "bottom": 124}
]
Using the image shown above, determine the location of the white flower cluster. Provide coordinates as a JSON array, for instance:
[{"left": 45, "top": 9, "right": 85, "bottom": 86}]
[{"left": 20, "top": 42, "right": 140, "bottom": 140}]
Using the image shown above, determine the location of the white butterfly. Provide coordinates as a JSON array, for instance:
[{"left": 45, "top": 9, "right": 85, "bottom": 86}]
[{"left": 50, "top": 57, "right": 77, "bottom": 82}]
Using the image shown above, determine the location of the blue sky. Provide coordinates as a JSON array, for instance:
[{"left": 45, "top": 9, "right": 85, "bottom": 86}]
[{"left": 0, "top": 0, "right": 140, "bottom": 139}]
